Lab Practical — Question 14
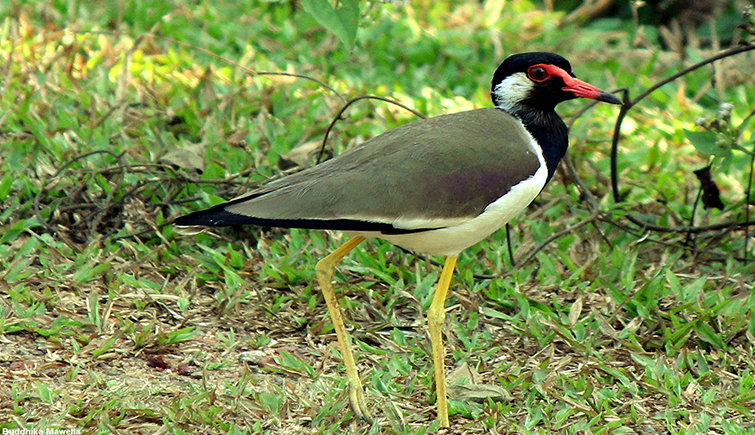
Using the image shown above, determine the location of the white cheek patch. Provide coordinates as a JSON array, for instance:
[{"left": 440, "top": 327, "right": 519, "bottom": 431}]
[{"left": 493, "top": 72, "right": 534, "bottom": 113}]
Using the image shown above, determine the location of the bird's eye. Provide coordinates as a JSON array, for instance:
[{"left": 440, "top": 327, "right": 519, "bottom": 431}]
[{"left": 527, "top": 65, "right": 549, "bottom": 82}]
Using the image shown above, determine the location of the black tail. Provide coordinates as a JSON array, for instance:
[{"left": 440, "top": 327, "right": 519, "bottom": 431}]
[{"left": 172, "top": 204, "right": 425, "bottom": 234}]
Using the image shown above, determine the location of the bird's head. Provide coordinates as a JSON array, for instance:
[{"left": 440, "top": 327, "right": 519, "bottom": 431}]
[{"left": 491, "top": 52, "right": 622, "bottom": 115}]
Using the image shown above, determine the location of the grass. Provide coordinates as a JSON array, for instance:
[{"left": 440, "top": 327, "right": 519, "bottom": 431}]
[{"left": 1, "top": 1, "right": 754, "bottom": 434}]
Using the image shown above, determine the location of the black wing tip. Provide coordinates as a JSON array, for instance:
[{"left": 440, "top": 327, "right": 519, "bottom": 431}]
[
  {"left": 172, "top": 208, "right": 251, "bottom": 227},
  {"left": 172, "top": 205, "right": 428, "bottom": 235}
]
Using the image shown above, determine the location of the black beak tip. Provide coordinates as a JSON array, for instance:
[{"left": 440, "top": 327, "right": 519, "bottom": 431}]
[{"left": 599, "top": 91, "right": 623, "bottom": 105}]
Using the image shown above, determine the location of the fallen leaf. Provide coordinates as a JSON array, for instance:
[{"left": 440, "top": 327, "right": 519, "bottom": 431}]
[
  {"left": 160, "top": 142, "right": 207, "bottom": 172},
  {"left": 279, "top": 140, "right": 329, "bottom": 170}
]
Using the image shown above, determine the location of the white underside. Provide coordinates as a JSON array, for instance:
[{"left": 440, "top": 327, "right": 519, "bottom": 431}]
[{"left": 351, "top": 125, "right": 549, "bottom": 257}]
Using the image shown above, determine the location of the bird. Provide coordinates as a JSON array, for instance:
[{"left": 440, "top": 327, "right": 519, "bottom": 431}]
[{"left": 173, "top": 52, "right": 622, "bottom": 427}]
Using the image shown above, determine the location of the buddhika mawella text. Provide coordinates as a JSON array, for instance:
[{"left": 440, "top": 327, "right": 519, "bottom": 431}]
[{"left": 2, "top": 429, "right": 82, "bottom": 435}]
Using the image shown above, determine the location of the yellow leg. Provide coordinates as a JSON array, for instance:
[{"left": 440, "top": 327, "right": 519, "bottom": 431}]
[
  {"left": 315, "top": 235, "right": 370, "bottom": 420},
  {"left": 427, "top": 255, "right": 458, "bottom": 428}
]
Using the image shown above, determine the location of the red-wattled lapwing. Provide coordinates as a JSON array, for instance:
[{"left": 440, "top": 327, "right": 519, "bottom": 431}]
[{"left": 174, "top": 52, "right": 622, "bottom": 427}]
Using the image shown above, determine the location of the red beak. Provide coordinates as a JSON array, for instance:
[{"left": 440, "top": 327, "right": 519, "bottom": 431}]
[{"left": 562, "top": 75, "right": 622, "bottom": 105}]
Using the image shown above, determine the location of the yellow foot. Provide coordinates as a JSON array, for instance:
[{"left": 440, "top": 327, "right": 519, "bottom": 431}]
[{"left": 348, "top": 381, "right": 372, "bottom": 422}]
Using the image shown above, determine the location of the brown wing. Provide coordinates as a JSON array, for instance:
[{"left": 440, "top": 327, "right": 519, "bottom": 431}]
[{"left": 175, "top": 108, "right": 542, "bottom": 232}]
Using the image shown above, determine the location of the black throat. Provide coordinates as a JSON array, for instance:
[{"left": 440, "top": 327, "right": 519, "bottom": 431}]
[{"left": 512, "top": 108, "right": 569, "bottom": 184}]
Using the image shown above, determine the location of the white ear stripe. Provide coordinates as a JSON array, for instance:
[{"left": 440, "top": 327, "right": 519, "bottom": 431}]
[{"left": 493, "top": 72, "right": 534, "bottom": 113}]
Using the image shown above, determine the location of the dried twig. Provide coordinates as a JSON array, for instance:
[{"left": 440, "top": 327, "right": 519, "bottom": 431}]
[
  {"left": 607, "top": 44, "right": 755, "bottom": 248},
  {"left": 316, "top": 95, "right": 427, "bottom": 163}
]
